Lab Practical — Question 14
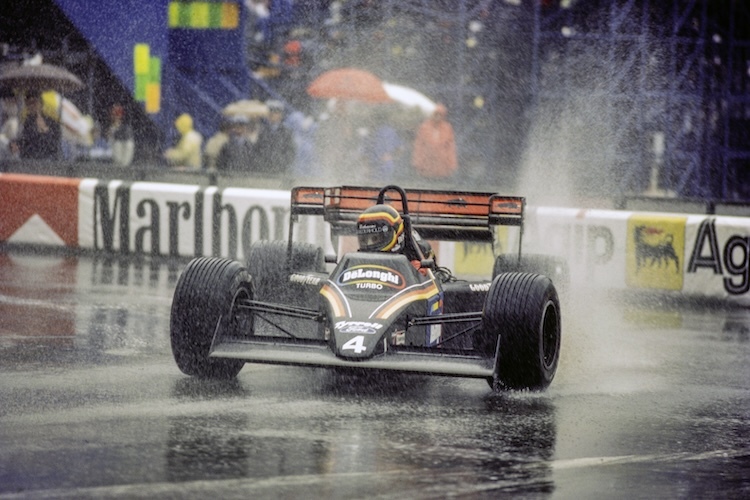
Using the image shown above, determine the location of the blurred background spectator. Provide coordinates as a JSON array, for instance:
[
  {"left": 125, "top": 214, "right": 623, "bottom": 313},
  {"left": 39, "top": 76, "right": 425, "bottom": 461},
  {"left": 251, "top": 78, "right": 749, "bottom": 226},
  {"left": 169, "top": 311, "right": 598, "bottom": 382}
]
[
  {"left": 315, "top": 99, "right": 365, "bottom": 182},
  {"left": 365, "top": 107, "right": 404, "bottom": 183},
  {"left": 203, "top": 117, "right": 232, "bottom": 171},
  {"left": 216, "top": 114, "right": 261, "bottom": 172},
  {"left": 0, "top": 95, "right": 20, "bottom": 160},
  {"left": 19, "top": 93, "right": 60, "bottom": 160},
  {"left": 88, "top": 119, "right": 112, "bottom": 161},
  {"left": 108, "top": 104, "right": 133, "bottom": 167},
  {"left": 164, "top": 113, "right": 202, "bottom": 169},
  {"left": 257, "top": 99, "right": 295, "bottom": 175},
  {"left": 285, "top": 108, "right": 318, "bottom": 179},
  {"left": 411, "top": 104, "right": 457, "bottom": 181}
]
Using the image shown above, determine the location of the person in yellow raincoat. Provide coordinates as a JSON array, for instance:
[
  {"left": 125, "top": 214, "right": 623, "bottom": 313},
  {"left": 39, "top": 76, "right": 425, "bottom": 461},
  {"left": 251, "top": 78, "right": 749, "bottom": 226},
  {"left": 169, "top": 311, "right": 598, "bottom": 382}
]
[{"left": 164, "top": 113, "right": 203, "bottom": 169}]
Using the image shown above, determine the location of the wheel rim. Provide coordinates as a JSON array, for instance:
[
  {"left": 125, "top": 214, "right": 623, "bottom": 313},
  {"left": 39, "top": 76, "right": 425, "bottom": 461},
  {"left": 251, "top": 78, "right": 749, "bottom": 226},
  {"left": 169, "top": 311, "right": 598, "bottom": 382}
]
[
  {"left": 228, "top": 286, "right": 253, "bottom": 335},
  {"left": 541, "top": 299, "right": 559, "bottom": 369}
]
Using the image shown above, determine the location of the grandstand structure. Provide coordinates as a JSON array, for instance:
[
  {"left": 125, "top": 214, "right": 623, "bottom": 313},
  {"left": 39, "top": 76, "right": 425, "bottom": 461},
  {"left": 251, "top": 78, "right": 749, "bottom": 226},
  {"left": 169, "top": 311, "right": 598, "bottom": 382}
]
[
  {"left": 525, "top": 0, "right": 750, "bottom": 202},
  {"left": 325, "top": 0, "right": 749, "bottom": 202},
  {"left": 1, "top": 0, "right": 748, "bottom": 202}
]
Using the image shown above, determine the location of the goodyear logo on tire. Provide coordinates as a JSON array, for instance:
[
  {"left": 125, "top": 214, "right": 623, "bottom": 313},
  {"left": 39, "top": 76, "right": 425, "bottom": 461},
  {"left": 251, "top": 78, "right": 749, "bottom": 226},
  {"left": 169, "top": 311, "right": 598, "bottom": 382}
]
[{"left": 626, "top": 215, "right": 686, "bottom": 291}]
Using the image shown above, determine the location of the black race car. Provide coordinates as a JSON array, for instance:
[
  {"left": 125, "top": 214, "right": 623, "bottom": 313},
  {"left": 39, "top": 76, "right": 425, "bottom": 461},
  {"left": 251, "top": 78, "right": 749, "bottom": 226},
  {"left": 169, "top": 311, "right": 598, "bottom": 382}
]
[{"left": 170, "top": 184, "right": 561, "bottom": 391}]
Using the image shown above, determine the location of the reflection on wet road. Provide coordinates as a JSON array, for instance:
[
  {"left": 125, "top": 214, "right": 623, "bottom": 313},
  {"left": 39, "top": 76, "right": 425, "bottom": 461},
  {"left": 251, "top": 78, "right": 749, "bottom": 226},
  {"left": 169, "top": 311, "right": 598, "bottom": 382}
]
[{"left": 0, "top": 249, "right": 748, "bottom": 498}]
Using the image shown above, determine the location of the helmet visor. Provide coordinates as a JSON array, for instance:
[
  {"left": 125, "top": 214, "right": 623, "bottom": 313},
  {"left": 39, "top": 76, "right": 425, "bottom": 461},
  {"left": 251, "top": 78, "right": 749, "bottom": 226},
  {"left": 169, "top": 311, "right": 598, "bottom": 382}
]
[{"left": 358, "top": 225, "right": 391, "bottom": 251}]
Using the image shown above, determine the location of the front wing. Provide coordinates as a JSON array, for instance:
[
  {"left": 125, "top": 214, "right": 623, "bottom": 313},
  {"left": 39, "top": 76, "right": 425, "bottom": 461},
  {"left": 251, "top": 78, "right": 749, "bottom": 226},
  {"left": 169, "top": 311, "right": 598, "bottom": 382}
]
[
  {"left": 210, "top": 336, "right": 495, "bottom": 379},
  {"left": 209, "top": 294, "right": 496, "bottom": 378},
  {"left": 209, "top": 300, "right": 495, "bottom": 379}
]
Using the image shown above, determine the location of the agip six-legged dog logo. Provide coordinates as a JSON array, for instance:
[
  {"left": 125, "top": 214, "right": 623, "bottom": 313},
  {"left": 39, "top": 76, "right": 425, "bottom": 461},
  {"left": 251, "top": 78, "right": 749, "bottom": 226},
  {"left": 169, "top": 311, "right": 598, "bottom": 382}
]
[
  {"left": 634, "top": 225, "right": 680, "bottom": 273},
  {"left": 626, "top": 216, "right": 686, "bottom": 291}
]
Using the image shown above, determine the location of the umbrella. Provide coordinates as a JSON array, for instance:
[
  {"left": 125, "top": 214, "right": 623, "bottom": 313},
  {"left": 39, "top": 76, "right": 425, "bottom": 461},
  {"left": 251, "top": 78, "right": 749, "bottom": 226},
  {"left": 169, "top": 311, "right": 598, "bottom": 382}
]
[
  {"left": 222, "top": 99, "right": 269, "bottom": 119},
  {"left": 383, "top": 82, "right": 437, "bottom": 116},
  {"left": 0, "top": 63, "right": 84, "bottom": 94},
  {"left": 307, "top": 68, "right": 392, "bottom": 103}
]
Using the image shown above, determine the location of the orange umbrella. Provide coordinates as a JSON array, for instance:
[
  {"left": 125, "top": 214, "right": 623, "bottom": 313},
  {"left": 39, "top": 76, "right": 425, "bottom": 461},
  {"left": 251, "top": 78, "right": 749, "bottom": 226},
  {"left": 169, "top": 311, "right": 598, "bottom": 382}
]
[{"left": 307, "top": 68, "right": 392, "bottom": 103}]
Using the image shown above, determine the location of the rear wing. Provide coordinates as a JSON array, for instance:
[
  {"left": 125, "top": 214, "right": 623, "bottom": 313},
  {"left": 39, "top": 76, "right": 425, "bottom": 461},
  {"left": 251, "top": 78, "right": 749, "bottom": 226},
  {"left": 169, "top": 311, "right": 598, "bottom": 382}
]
[{"left": 290, "top": 185, "right": 525, "bottom": 242}]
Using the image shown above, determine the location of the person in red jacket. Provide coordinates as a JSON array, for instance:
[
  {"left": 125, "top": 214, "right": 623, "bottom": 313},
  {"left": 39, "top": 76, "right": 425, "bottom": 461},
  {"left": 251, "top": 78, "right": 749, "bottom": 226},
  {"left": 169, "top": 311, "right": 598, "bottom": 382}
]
[{"left": 411, "top": 104, "right": 457, "bottom": 180}]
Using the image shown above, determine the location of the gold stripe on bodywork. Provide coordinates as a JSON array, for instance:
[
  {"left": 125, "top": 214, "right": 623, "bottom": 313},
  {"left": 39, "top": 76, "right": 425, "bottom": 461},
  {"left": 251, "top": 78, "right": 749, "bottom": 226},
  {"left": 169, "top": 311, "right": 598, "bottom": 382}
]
[
  {"left": 320, "top": 282, "right": 350, "bottom": 317},
  {"left": 370, "top": 281, "right": 439, "bottom": 320}
]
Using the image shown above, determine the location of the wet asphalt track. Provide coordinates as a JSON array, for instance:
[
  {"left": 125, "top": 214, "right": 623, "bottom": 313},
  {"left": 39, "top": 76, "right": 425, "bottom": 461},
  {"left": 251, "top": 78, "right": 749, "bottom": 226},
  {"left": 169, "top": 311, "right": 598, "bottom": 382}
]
[{"left": 0, "top": 248, "right": 748, "bottom": 499}]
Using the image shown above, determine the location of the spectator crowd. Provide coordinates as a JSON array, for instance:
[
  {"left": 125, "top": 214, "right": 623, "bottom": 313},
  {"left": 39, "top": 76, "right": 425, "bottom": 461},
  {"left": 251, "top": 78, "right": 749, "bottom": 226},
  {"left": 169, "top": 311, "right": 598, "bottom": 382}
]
[{"left": 1, "top": 0, "right": 460, "bottom": 187}]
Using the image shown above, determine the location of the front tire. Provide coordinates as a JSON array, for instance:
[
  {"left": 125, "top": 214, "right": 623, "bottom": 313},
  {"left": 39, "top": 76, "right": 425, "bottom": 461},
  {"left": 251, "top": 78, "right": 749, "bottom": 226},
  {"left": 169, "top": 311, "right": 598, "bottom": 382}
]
[
  {"left": 170, "top": 257, "right": 248, "bottom": 379},
  {"left": 478, "top": 272, "right": 561, "bottom": 391}
]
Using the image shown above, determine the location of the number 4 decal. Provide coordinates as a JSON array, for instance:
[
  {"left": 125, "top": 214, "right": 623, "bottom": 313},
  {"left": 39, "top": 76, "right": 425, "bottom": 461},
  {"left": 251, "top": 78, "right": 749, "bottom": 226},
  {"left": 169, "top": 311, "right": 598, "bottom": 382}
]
[{"left": 342, "top": 335, "right": 366, "bottom": 354}]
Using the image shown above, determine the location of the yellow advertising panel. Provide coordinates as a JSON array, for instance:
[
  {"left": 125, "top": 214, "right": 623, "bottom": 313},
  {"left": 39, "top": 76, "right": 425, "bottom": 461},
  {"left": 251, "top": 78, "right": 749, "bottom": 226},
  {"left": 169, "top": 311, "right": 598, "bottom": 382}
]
[
  {"left": 453, "top": 242, "right": 495, "bottom": 277},
  {"left": 145, "top": 84, "right": 161, "bottom": 113},
  {"left": 193, "top": 3, "right": 210, "bottom": 28},
  {"left": 626, "top": 214, "right": 686, "bottom": 291},
  {"left": 168, "top": 1, "right": 239, "bottom": 29},
  {"left": 133, "top": 44, "right": 150, "bottom": 75},
  {"left": 221, "top": 3, "right": 239, "bottom": 28},
  {"left": 453, "top": 226, "right": 508, "bottom": 278}
]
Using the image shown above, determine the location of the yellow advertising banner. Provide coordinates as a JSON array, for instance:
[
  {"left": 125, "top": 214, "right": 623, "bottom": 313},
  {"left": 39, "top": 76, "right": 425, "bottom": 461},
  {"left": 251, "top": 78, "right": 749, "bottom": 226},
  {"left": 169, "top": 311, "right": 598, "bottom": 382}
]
[
  {"left": 626, "top": 215, "right": 687, "bottom": 291},
  {"left": 453, "top": 226, "right": 509, "bottom": 278}
]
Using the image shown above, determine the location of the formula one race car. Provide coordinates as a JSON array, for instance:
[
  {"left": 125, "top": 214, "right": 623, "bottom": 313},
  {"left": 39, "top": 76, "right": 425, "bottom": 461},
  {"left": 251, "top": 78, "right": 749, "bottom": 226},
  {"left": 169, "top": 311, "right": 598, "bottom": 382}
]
[{"left": 170, "top": 184, "right": 561, "bottom": 391}]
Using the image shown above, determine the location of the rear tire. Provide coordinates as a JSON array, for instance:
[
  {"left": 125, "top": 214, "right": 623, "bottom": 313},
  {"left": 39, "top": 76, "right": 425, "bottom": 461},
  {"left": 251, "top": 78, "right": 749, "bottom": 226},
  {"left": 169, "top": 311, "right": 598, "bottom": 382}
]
[
  {"left": 493, "top": 254, "right": 568, "bottom": 294},
  {"left": 170, "top": 257, "right": 247, "bottom": 379},
  {"left": 478, "top": 272, "right": 561, "bottom": 391}
]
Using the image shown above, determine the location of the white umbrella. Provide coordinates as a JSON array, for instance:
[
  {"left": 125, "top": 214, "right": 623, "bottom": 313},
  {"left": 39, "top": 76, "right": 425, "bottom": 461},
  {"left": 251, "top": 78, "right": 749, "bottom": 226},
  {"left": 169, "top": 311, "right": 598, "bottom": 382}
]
[
  {"left": 222, "top": 99, "right": 269, "bottom": 119},
  {"left": 382, "top": 82, "right": 437, "bottom": 116}
]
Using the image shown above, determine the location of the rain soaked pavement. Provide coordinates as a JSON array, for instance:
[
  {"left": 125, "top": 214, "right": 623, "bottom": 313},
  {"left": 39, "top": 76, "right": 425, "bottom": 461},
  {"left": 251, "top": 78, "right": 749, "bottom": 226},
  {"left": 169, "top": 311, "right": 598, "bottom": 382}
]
[{"left": 0, "top": 248, "right": 748, "bottom": 499}]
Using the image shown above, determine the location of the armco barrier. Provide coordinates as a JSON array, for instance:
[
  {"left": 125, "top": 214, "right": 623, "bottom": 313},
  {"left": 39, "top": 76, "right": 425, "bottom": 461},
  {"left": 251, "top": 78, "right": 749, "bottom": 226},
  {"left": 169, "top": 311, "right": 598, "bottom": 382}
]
[{"left": 2, "top": 173, "right": 749, "bottom": 303}]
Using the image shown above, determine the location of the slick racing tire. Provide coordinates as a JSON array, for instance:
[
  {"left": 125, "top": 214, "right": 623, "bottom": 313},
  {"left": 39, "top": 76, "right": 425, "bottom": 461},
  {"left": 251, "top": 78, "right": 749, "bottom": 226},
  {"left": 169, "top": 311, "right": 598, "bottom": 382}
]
[
  {"left": 477, "top": 272, "right": 561, "bottom": 391},
  {"left": 170, "top": 257, "right": 248, "bottom": 379},
  {"left": 247, "top": 240, "right": 326, "bottom": 303},
  {"left": 493, "top": 254, "right": 569, "bottom": 294}
]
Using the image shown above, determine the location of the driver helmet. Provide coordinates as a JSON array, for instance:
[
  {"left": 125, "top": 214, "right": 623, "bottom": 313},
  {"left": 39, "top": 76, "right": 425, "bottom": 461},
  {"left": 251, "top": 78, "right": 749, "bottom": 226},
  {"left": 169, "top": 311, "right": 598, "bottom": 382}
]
[{"left": 357, "top": 204, "right": 405, "bottom": 252}]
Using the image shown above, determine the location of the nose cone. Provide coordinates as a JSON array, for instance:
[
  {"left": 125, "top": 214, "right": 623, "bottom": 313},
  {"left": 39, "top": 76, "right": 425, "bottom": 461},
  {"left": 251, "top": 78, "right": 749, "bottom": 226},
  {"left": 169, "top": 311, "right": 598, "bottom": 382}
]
[{"left": 333, "top": 320, "right": 386, "bottom": 359}]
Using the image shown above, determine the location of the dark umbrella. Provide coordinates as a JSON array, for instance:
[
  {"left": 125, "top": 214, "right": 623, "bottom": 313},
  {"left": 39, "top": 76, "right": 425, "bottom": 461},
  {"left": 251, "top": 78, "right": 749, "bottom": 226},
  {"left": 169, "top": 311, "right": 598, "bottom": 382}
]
[
  {"left": 0, "top": 63, "right": 84, "bottom": 94},
  {"left": 1, "top": 63, "right": 84, "bottom": 161}
]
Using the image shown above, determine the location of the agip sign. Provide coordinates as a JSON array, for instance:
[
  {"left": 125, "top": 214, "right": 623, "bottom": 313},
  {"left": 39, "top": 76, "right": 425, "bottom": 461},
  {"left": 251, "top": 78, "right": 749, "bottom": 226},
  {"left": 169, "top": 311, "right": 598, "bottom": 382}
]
[{"left": 524, "top": 205, "right": 750, "bottom": 300}]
